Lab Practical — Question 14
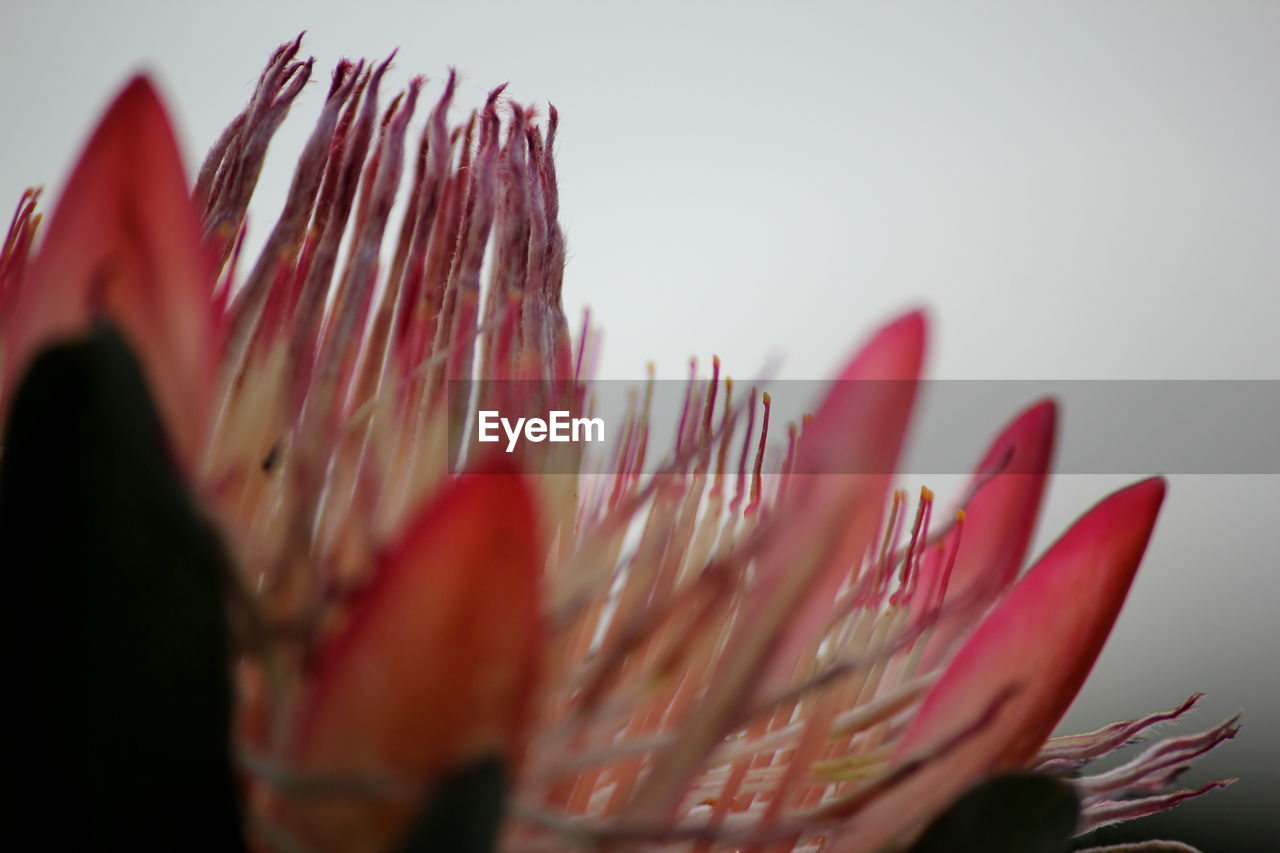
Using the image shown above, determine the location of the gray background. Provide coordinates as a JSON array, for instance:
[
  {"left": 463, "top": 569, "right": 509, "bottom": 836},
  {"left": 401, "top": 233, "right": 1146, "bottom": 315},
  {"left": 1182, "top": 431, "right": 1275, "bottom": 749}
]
[{"left": 2, "top": 2, "right": 1275, "bottom": 849}]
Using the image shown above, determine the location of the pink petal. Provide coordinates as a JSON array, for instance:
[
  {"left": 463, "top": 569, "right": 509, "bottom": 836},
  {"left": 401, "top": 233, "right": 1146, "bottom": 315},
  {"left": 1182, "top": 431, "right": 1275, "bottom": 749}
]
[
  {"left": 1, "top": 77, "right": 217, "bottom": 470},
  {"left": 914, "top": 398, "right": 1057, "bottom": 670},
  {"left": 617, "top": 311, "right": 925, "bottom": 827},
  {"left": 281, "top": 467, "right": 542, "bottom": 850},
  {"left": 830, "top": 477, "right": 1167, "bottom": 852},
  {"left": 755, "top": 309, "right": 927, "bottom": 692},
  {"left": 794, "top": 310, "right": 928, "bottom": 477}
]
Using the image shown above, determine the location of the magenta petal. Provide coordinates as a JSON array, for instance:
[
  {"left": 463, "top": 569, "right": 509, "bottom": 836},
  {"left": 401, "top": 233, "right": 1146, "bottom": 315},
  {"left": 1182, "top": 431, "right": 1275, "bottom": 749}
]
[
  {"left": 915, "top": 398, "right": 1057, "bottom": 670},
  {"left": 752, "top": 310, "right": 927, "bottom": 693}
]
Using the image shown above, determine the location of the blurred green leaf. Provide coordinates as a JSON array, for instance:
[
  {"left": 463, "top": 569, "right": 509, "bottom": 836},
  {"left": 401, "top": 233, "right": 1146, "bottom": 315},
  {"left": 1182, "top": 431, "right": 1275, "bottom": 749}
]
[
  {"left": 0, "top": 326, "right": 243, "bottom": 850},
  {"left": 396, "top": 757, "right": 506, "bottom": 853},
  {"left": 906, "top": 772, "right": 1080, "bottom": 853}
]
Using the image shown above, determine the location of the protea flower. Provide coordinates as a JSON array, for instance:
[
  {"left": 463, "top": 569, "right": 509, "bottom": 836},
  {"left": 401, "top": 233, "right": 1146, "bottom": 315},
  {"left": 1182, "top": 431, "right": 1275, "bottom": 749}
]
[{"left": 0, "top": 37, "right": 1238, "bottom": 853}]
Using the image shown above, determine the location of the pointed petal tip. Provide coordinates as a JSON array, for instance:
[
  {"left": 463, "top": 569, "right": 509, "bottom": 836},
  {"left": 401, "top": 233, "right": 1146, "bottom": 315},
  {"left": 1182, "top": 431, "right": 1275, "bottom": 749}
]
[
  {"left": 1089, "top": 477, "right": 1167, "bottom": 538},
  {"left": 1021, "top": 396, "right": 1058, "bottom": 431},
  {"left": 833, "top": 308, "right": 928, "bottom": 384},
  {"left": 99, "top": 75, "right": 171, "bottom": 136},
  {"left": 116, "top": 73, "right": 159, "bottom": 99},
  {"left": 1133, "top": 474, "right": 1168, "bottom": 504},
  {"left": 900, "top": 305, "right": 928, "bottom": 330},
  {"left": 881, "top": 307, "right": 927, "bottom": 352},
  {"left": 3, "top": 70, "right": 213, "bottom": 469},
  {"left": 979, "top": 396, "right": 1058, "bottom": 476},
  {"left": 880, "top": 306, "right": 927, "bottom": 344}
]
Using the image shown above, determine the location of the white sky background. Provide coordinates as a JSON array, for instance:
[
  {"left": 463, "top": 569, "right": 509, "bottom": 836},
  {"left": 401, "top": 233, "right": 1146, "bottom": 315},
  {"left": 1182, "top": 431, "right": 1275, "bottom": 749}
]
[{"left": 2, "top": 1, "right": 1277, "bottom": 844}]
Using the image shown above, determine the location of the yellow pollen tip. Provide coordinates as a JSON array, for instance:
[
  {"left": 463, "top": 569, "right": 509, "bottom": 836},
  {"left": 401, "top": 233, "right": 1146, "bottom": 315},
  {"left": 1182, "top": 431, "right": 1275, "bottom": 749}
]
[
  {"left": 920, "top": 486, "right": 934, "bottom": 502},
  {"left": 762, "top": 391, "right": 772, "bottom": 405},
  {"left": 956, "top": 508, "right": 966, "bottom": 523}
]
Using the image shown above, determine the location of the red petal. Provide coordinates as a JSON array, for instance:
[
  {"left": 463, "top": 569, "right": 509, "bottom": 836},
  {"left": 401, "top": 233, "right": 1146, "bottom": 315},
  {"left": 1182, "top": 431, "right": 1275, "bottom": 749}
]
[
  {"left": 831, "top": 477, "right": 1166, "bottom": 852},
  {"left": 2, "top": 77, "right": 217, "bottom": 469},
  {"left": 914, "top": 398, "right": 1057, "bottom": 670},
  {"left": 284, "top": 468, "right": 543, "bottom": 849}
]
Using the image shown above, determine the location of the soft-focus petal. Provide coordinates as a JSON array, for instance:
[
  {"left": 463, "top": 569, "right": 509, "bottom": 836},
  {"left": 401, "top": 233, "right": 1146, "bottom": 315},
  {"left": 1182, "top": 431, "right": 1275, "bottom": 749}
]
[
  {"left": 755, "top": 309, "right": 927, "bottom": 692},
  {"left": 1, "top": 76, "right": 217, "bottom": 469},
  {"left": 914, "top": 398, "right": 1057, "bottom": 670},
  {"left": 282, "top": 467, "right": 542, "bottom": 851},
  {"left": 830, "top": 477, "right": 1166, "bottom": 852},
  {"left": 618, "top": 311, "right": 925, "bottom": 827},
  {"left": 795, "top": 310, "right": 929, "bottom": 477}
]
